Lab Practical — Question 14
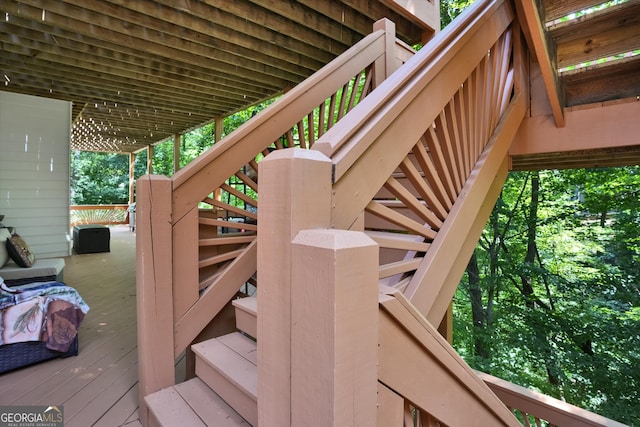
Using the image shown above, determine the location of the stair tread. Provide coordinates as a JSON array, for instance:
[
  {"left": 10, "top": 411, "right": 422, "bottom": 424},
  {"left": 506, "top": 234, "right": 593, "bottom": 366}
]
[
  {"left": 233, "top": 297, "right": 258, "bottom": 339},
  {"left": 192, "top": 332, "right": 257, "bottom": 399},
  {"left": 232, "top": 296, "right": 257, "bottom": 315},
  {"left": 145, "top": 377, "right": 250, "bottom": 426}
]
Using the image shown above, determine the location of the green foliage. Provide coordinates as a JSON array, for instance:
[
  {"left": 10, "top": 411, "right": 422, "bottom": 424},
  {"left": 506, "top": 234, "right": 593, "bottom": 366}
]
[
  {"left": 454, "top": 167, "right": 640, "bottom": 425},
  {"left": 440, "top": 0, "right": 476, "bottom": 28},
  {"left": 70, "top": 151, "right": 130, "bottom": 204},
  {"left": 71, "top": 99, "right": 278, "bottom": 205}
]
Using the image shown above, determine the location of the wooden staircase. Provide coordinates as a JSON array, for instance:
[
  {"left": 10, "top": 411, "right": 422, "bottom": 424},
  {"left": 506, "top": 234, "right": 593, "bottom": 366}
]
[
  {"left": 136, "top": 0, "right": 631, "bottom": 425},
  {"left": 148, "top": 292, "right": 629, "bottom": 426},
  {"left": 145, "top": 299, "right": 258, "bottom": 427}
]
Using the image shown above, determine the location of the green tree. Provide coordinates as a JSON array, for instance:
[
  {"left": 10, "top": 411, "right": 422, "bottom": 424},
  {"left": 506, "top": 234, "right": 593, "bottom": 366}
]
[
  {"left": 441, "top": 0, "right": 475, "bottom": 28},
  {"left": 70, "top": 151, "right": 130, "bottom": 204},
  {"left": 454, "top": 167, "right": 640, "bottom": 425}
]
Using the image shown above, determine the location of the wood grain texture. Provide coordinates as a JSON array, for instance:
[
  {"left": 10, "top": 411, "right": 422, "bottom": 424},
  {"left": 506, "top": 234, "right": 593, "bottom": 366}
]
[
  {"left": 257, "top": 149, "right": 332, "bottom": 427},
  {"left": 291, "top": 229, "right": 379, "bottom": 427},
  {"left": 135, "top": 175, "right": 175, "bottom": 425}
]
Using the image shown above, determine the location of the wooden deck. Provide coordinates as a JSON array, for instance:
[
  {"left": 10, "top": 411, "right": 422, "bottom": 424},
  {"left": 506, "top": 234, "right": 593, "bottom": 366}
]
[{"left": 0, "top": 226, "right": 184, "bottom": 427}]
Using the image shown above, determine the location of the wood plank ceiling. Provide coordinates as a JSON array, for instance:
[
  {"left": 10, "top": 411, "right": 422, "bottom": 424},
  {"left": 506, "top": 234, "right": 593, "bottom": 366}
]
[
  {"left": 510, "top": 0, "right": 640, "bottom": 170},
  {"left": 1, "top": 0, "right": 638, "bottom": 155},
  {"left": 0, "top": 0, "right": 425, "bottom": 153},
  {"left": 548, "top": 0, "right": 640, "bottom": 107}
]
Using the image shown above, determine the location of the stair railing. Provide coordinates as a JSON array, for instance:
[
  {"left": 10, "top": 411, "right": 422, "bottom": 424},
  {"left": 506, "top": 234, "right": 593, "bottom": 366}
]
[
  {"left": 257, "top": 0, "right": 528, "bottom": 425},
  {"left": 136, "top": 18, "right": 415, "bottom": 424},
  {"left": 378, "top": 287, "right": 522, "bottom": 426},
  {"left": 478, "top": 372, "right": 629, "bottom": 427},
  {"left": 313, "top": 0, "right": 527, "bottom": 325}
]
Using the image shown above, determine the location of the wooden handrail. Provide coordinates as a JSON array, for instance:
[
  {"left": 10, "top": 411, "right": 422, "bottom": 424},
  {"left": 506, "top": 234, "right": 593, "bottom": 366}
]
[
  {"left": 70, "top": 204, "right": 129, "bottom": 210},
  {"left": 312, "top": 0, "right": 505, "bottom": 162},
  {"left": 170, "top": 26, "right": 391, "bottom": 221},
  {"left": 478, "top": 371, "right": 629, "bottom": 427},
  {"left": 314, "top": 0, "right": 515, "bottom": 230},
  {"left": 165, "top": 19, "right": 417, "bottom": 360},
  {"left": 300, "top": 0, "right": 525, "bottom": 329},
  {"left": 377, "top": 286, "right": 521, "bottom": 426}
]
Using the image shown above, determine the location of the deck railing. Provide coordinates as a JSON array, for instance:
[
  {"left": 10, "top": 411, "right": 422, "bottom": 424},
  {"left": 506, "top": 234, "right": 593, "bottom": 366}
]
[
  {"left": 478, "top": 372, "right": 628, "bottom": 427},
  {"left": 70, "top": 204, "right": 130, "bottom": 226},
  {"left": 256, "top": 0, "right": 524, "bottom": 425}
]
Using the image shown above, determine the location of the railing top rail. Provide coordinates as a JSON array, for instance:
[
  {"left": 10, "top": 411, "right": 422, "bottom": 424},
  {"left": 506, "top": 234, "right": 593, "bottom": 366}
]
[
  {"left": 71, "top": 204, "right": 129, "bottom": 209},
  {"left": 311, "top": 0, "right": 503, "bottom": 166},
  {"left": 379, "top": 287, "right": 521, "bottom": 426},
  {"left": 478, "top": 371, "right": 630, "bottom": 427},
  {"left": 169, "top": 27, "right": 391, "bottom": 219}
]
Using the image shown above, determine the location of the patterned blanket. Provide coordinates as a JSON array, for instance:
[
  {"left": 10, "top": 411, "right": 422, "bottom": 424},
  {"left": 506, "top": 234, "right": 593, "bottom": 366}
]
[{"left": 0, "top": 281, "right": 90, "bottom": 352}]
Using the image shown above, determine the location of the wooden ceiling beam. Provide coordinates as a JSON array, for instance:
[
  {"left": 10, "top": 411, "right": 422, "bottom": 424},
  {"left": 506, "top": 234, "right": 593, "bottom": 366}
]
[
  {"left": 1, "top": 14, "right": 279, "bottom": 96},
  {"left": 563, "top": 57, "right": 640, "bottom": 106},
  {"left": 556, "top": 20, "right": 640, "bottom": 69},
  {"left": 381, "top": 0, "right": 440, "bottom": 37},
  {"left": 543, "top": 0, "right": 614, "bottom": 22},
  {"left": 74, "top": 119, "right": 210, "bottom": 137},
  {"left": 327, "top": 0, "right": 423, "bottom": 42},
  {"left": 1, "top": 48, "right": 259, "bottom": 112},
  {"left": 511, "top": 98, "right": 640, "bottom": 157},
  {"left": 6, "top": 0, "right": 296, "bottom": 87},
  {"left": 59, "top": 0, "right": 322, "bottom": 77},
  {"left": 2, "top": 76, "right": 228, "bottom": 119},
  {"left": 239, "top": 0, "right": 365, "bottom": 50},
  {"left": 514, "top": 0, "right": 565, "bottom": 127},
  {"left": 548, "top": 2, "right": 640, "bottom": 40},
  {"left": 113, "top": 0, "right": 338, "bottom": 65}
]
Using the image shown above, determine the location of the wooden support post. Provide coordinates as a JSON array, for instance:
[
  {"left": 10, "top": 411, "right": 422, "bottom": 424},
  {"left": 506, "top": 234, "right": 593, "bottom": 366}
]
[
  {"left": 173, "top": 133, "right": 181, "bottom": 173},
  {"left": 437, "top": 302, "right": 454, "bottom": 344},
  {"left": 257, "top": 148, "right": 332, "bottom": 427},
  {"left": 128, "top": 152, "right": 135, "bottom": 205},
  {"left": 214, "top": 117, "right": 224, "bottom": 202},
  {"left": 214, "top": 116, "right": 223, "bottom": 142},
  {"left": 383, "top": 0, "right": 440, "bottom": 41},
  {"left": 146, "top": 144, "right": 154, "bottom": 174},
  {"left": 373, "top": 18, "right": 397, "bottom": 88},
  {"left": 291, "top": 229, "right": 379, "bottom": 427},
  {"left": 135, "top": 175, "right": 175, "bottom": 426}
]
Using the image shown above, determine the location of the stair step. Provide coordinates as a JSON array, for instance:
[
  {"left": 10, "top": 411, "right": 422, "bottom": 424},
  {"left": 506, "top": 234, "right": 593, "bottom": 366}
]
[
  {"left": 145, "top": 377, "right": 250, "bottom": 426},
  {"left": 232, "top": 296, "right": 257, "bottom": 338},
  {"left": 192, "top": 332, "right": 258, "bottom": 426}
]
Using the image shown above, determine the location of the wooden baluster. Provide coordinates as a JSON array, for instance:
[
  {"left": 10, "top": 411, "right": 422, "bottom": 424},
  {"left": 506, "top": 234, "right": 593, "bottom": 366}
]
[
  {"left": 318, "top": 101, "right": 327, "bottom": 136},
  {"left": 297, "top": 120, "right": 307, "bottom": 149}
]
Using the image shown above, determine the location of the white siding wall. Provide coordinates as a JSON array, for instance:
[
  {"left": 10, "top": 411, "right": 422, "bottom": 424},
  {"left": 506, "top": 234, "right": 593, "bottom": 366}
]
[{"left": 0, "top": 92, "right": 71, "bottom": 258}]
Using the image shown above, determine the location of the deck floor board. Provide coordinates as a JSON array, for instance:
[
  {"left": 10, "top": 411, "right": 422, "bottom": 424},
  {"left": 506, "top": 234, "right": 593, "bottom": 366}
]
[{"left": 0, "top": 226, "right": 168, "bottom": 426}]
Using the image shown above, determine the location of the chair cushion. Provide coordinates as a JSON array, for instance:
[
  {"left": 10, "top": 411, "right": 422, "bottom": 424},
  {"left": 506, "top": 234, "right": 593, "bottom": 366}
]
[{"left": 0, "top": 258, "right": 65, "bottom": 281}]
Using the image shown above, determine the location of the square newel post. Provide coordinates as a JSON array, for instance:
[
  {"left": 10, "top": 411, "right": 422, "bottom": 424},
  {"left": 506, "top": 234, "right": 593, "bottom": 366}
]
[
  {"left": 257, "top": 148, "right": 332, "bottom": 427},
  {"left": 291, "top": 229, "right": 379, "bottom": 426},
  {"left": 135, "top": 174, "right": 175, "bottom": 426}
]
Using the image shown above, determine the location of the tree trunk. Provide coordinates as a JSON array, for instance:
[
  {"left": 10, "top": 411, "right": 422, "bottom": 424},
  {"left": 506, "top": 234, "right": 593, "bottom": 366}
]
[
  {"left": 467, "top": 251, "right": 490, "bottom": 360},
  {"left": 520, "top": 172, "right": 561, "bottom": 386},
  {"left": 521, "top": 173, "right": 538, "bottom": 308}
]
